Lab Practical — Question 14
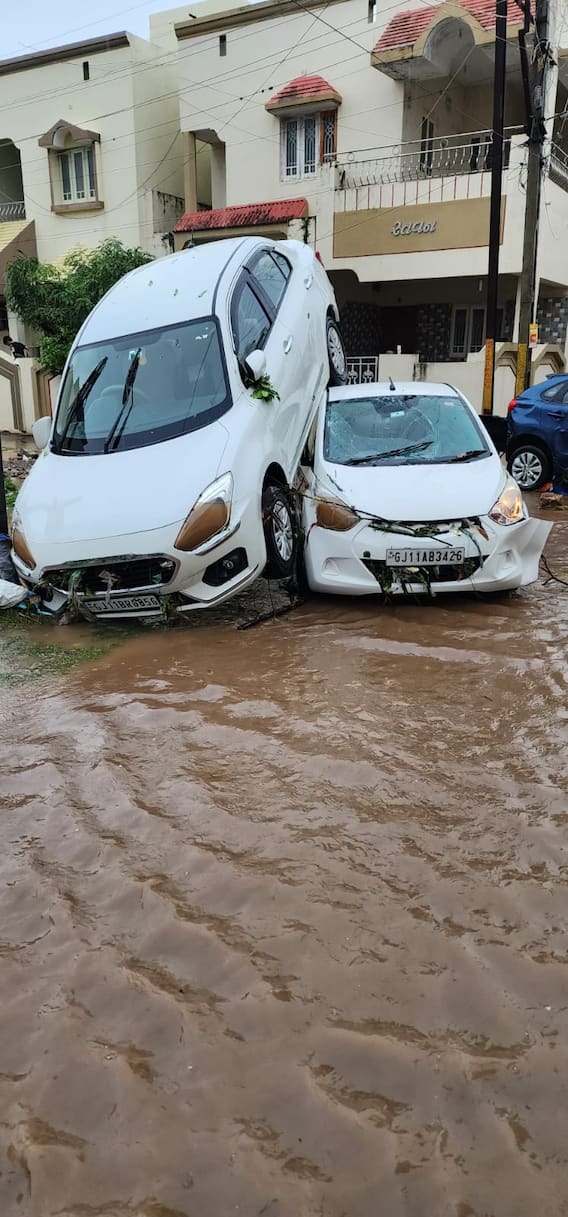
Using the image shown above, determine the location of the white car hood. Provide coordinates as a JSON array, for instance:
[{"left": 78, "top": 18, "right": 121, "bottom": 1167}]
[
  {"left": 17, "top": 424, "right": 229, "bottom": 544},
  {"left": 323, "top": 453, "right": 505, "bottom": 521}
]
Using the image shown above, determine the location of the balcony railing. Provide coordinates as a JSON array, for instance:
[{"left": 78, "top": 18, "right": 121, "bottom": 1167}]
[
  {"left": 347, "top": 355, "right": 380, "bottom": 384},
  {"left": 549, "top": 143, "right": 568, "bottom": 192},
  {"left": 336, "top": 129, "right": 516, "bottom": 190},
  {"left": 0, "top": 201, "right": 25, "bottom": 221}
]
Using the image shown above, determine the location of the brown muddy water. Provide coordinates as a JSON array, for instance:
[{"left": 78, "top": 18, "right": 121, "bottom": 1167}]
[{"left": 1, "top": 517, "right": 567, "bottom": 1217}]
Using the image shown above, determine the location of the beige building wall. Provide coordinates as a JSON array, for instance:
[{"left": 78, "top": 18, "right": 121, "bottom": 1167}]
[
  {"left": 174, "top": 0, "right": 402, "bottom": 258},
  {"left": 1, "top": 35, "right": 183, "bottom": 265},
  {"left": 169, "top": 0, "right": 568, "bottom": 294}
]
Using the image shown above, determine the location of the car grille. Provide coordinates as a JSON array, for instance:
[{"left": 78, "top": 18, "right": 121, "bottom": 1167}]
[
  {"left": 43, "top": 556, "right": 177, "bottom": 595},
  {"left": 363, "top": 557, "right": 482, "bottom": 584}
]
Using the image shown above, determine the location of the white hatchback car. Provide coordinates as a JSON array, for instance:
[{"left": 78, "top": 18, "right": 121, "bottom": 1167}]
[
  {"left": 12, "top": 236, "right": 346, "bottom": 619},
  {"left": 302, "top": 381, "right": 551, "bottom": 597}
]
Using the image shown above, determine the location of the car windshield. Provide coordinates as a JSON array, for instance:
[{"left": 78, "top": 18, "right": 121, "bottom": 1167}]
[
  {"left": 324, "top": 393, "right": 490, "bottom": 466},
  {"left": 53, "top": 318, "right": 231, "bottom": 455}
]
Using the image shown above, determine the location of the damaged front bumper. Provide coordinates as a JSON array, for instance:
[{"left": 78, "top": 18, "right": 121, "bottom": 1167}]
[{"left": 304, "top": 515, "right": 552, "bottom": 597}]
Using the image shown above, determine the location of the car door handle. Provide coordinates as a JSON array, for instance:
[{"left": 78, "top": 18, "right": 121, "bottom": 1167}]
[
  {"left": 283, "top": 336, "right": 293, "bottom": 354},
  {"left": 304, "top": 274, "right": 313, "bottom": 289},
  {"left": 548, "top": 410, "right": 564, "bottom": 419}
]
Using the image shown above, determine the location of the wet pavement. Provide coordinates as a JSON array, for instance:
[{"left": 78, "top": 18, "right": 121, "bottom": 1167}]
[{"left": 1, "top": 512, "right": 567, "bottom": 1217}]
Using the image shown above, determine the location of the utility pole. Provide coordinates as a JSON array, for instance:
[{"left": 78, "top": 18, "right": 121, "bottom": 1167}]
[
  {"left": 515, "top": 0, "right": 551, "bottom": 394},
  {"left": 482, "top": 0, "right": 508, "bottom": 414}
]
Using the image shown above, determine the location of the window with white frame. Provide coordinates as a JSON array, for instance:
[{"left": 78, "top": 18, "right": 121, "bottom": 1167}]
[
  {"left": 450, "top": 305, "right": 504, "bottom": 358},
  {"left": 57, "top": 145, "right": 97, "bottom": 203},
  {"left": 281, "top": 111, "right": 337, "bottom": 179}
]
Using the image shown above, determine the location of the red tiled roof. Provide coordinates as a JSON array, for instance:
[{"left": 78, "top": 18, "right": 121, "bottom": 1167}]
[
  {"left": 374, "top": 0, "right": 522, "bottom": 52},
  {"left": 266, "top": 74, "right": 342, "bottom": 109},
  {"left": 174, "top": 198, "right": 308, "bottom": 233}
]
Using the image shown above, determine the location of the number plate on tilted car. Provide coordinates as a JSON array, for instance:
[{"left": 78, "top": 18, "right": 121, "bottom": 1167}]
[
  {"left": 82, "top": 593, "right": 161, "bottom": 614},
  {"left": 386, "top": 547, "right": 465, "bottom": 567}
]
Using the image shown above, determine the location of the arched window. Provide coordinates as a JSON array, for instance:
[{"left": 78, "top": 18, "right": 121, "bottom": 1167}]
[{"left": 38, "top": 120, "right": 103, "bottom": 213}]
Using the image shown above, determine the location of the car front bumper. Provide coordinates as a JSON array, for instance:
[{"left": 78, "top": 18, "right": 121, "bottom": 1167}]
[
  {"left": 12, "top": 497, "right": 266, "bottom": 619},
  {"left": 304, "top": 515, "right": 551, "bottom": 597}
]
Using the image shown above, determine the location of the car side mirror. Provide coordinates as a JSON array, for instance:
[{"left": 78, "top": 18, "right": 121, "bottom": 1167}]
[
  {"left": 245, "top": 349, "right": 267, "bottom": 383},
  {"left": 32, "top": 415, "right": 52, "bottom": 450}
]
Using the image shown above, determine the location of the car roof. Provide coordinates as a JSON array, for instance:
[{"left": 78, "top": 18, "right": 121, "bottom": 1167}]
[
  {"left": 75, "top": 236, "right": 270, "bottom": 345},
  {"left": 328, "top": 381, "right": 462, "bottom": 401}
]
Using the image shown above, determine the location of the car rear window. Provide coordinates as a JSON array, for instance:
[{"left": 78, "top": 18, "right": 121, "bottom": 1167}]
[
  {"left": 324, "top": 394, "right": 490, "bottom": 466},
  {"left": 250, "top": 250, "right": 291, "bottom": 312}
]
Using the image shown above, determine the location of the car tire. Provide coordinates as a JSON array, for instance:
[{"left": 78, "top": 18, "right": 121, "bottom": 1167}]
[
  {"left": 262, "top": 483, "right": 296, "bottom": 579},
  {"left": 508, "top": 443, "right": 552, "bottom": 491},
  {"left": 326, "top": 316, "right": 348, "bottom": 386}
]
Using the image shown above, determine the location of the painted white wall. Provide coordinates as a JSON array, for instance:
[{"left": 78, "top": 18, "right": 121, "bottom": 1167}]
[
  {"left": 0, "top": 355, "right": 14, "bottom": 431},
  {"left": 130, "top": 34, "right": 184, "bottom": 250}
]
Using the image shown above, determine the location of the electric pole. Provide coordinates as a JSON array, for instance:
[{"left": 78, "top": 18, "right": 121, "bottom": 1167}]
[
  {"left": 482, "top": 0, "right": 508, "bottom": 414},
  {"left": 515, "top": 0, "right": 551, "bottom": 394}
]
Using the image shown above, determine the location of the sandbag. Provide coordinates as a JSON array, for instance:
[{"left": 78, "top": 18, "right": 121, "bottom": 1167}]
[{"left": 0, "top": 578, "right": 26, "bottom": 609}]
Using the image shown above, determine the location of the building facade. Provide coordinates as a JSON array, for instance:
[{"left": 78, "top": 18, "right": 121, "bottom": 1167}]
[
  {"left": 167, "top": 0, "right": 568, "bottom": 412},
  {"left": 0, "top": 32, "right": 184, "bottom": 430}
]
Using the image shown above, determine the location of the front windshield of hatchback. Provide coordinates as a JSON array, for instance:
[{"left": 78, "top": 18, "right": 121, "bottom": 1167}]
[
  {"left": 323, "top": 393, "right": 490, "bottom": 466},
  {"left": 53, "top": 318, "right": 231, "bottom": 455}
]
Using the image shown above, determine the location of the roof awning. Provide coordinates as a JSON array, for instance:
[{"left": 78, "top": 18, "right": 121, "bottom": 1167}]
[
  {"left": 174, "top": 198, "right": 309, "bottom": 238},
  {"left": 265, "top": 74, "right": 342, "bottom": 117},
  {"left": 372, "top": 0, "right": 523, "bottom": 80},
  {"left": 0, "top": 219, "right": 36, "bottom": 293}
]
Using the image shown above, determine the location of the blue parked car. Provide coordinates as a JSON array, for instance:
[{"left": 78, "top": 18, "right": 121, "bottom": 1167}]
[{"left": 507, "top": 374, "right": 568, "bottom": 490}]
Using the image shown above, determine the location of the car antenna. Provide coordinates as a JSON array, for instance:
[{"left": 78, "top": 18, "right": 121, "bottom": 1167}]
[{"left": 389, "top": 377, "right": 396, "bottom": 391}]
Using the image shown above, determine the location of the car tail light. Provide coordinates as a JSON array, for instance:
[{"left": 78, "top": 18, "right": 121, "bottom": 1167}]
[{"left": 507, "top": 398, "right": 518, "bottom": 415}]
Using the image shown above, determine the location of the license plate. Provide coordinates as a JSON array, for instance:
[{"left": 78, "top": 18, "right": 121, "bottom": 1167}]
[
  {"left": 386, "top": 547, "right": 465, "bottom": 567},
  {"left": 82, "top": 593, "right": 161, "bottom": 614}
]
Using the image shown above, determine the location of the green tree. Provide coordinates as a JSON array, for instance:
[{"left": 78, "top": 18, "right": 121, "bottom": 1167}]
[{"left": 5, "top": 238, "right": 153, "bottom": 375}]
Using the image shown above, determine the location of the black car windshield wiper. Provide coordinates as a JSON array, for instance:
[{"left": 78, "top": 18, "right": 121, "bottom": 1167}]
[
  {"left": 343, "top": 440, "right": 433, "bottom": 465},
  {"left": 444, "top": 449, "right": 488, "bottom": 463},
  {"left": 104, "top": 348, "right": 141, "bottom": 453},
  {"left": 55, "top": 356, "right": 108, "bottom": 452}
]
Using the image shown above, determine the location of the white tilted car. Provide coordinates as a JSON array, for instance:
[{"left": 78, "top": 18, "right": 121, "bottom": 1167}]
[
  {"left": 302, "top": 381, "right": 551, "bottom": 597},
  {"left": 11, "top": 236, "right": 346, "bottom": 619}
]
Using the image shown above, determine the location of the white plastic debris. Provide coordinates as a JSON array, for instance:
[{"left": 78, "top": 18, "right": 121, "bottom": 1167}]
[{"left": 0, "top": 578, "right": 27, "bottom": 609}]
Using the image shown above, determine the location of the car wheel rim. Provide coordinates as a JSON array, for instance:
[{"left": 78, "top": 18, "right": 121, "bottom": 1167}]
[
  {"left": 328, "top": 326, "right": 346, "bottom": 376},
  {"left": 272, "top": 501, "right": 294, "bottom": 562},
  {"left": 511, "top": 451, "right": 543, "bottom": 487}
]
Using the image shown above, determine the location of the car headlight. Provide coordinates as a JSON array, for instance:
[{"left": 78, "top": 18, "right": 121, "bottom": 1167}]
[
  {"left": 316, "top": 498, "right": 360, "bottom": 531},
  {"left": 488, "top": 480, "right": 524, "bottom": 526},
  {"left": 174, "top": 472, "right": 233, "bottom": 552},
  {"left": 12, "top": 526, "right": 36, "bottom": 569}
]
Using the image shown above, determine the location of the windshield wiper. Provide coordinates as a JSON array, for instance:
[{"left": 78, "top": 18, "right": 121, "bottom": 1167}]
[
  {"left": 343, "top": 440, "right": 433, "bottom": 465},
  {"left": 104, "top": 348, "right": 141, "bottom": 453},
  {"left": 55, "top": 356, "right": 108, "bottom": 452},
  {"left": 444, "top": 449, "right": 488, "bottom": 463}
]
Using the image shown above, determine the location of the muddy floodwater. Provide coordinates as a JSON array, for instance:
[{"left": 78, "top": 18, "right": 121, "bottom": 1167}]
[{"left": 1, "top": 518, "right": 567, "bottom": 1217}]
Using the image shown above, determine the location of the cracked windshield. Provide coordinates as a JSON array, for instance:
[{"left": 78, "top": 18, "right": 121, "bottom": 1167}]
[
  {"left": 1, "top": 0, "right": 568, "bottom": 1212},
  {"left": 324, "top": 394, "right": 490, "bottom": 464}
]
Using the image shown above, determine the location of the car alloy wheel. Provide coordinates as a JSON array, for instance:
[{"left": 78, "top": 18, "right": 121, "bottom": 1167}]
[
  {"left": 510, "top": 446, "right": 549, "bottom": 491},
  {"left": 326, "top": 317, "right": 348, "bottom": 386},
  {"left": 262, "top": 483, "right": 296, "bottom": 579}
]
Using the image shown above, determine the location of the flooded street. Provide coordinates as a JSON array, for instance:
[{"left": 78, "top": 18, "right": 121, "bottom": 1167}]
[{"left": 1, "top": 518, "right": 567, "bottom": 1217}]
